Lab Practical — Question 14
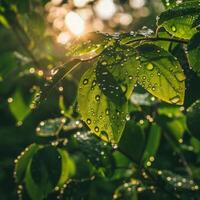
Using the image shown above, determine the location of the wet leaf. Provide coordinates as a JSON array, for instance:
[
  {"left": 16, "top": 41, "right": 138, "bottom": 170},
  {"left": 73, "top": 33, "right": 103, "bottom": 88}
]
[
  {"left": 78, "top": 65, "right": 128, "bottom": 143},
  {"left": 96, "top": 45, "right": 139, "bottom": 100},
  {"left": 186, "top": 99, "right": 200, "bottom": 140},
  {"left": 14, "top": 143, "right": 40, "bottom": 183},
  {"left": 66, "top": 32, "right": 115, "bottom": 61},
  {"left": 142, "top": 123, "right": 161, "bottom": 166},
  {"left": 135, "top": 44, "right": 185, "bottom": 105},
  {"left": 57, "top": 148, "right": 75, "bottom": 187},
  {"left": 188, "top": 31, "right": 200, "bottom": 76},
  {"left": 119, "top": 120, "right": 145, "bottom": 164},
  {"left": 9, "top": 89, "right": 33, "bottom": 122},
  {"left": 156, "top": 105, "right": 186, "bottom": 141},
  {"left": 25, "top": 146, "right": 73, "bottom": 199},
  {"left": 36, "top": 118, "right": 66, "bottom": 137},
  {"left": 158, "top": 1, "right": 200, "bottom": 39},
  {"left": 38, "top": 59, "right": 80, "bottom": 105}
]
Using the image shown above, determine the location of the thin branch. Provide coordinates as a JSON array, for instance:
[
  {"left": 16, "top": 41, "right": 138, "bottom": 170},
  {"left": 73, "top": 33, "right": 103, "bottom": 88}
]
[{"left": 126, "top": 36, "right": 188, "bottom": 45}]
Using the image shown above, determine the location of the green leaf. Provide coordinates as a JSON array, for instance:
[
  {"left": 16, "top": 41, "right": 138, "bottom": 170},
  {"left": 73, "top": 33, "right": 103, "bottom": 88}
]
[
  {"left": 25, "top": 146, "right": 74, "bottom": 200},
  {"left": 0, "top": 52, "right": 16, "bottom": 80},
  {"left": 25, "top": 162, "right": 43, "bottom": 200},
  {"left": 119, "top": 120, "right": 145, "bottom": 164},
  {"left": 96, "top": 45, "right": 139, "bottom": 99},
  {"left": 78, "top": 65, "right": 128, "bottom": 143},
  {"left": 135, "top": 44, "right": 185, "bottom": 105},
  {"left": 192, "top": 15, "right": 200, "bottom": 27},
  {"left": 188, "top": 32, "right": 200, "bottom": 76},
  {"left": 186, "top": 99, "right": 200, "bottom": 140},
  {"left": 38, "top": 59, "right": 80, "bottom": 105},
  {"left": 161, "top": 0, "right": 194, "bottom": 9},
  {"left": 14, "top": 143, "right": 40, "bottom": 183},
  {"left": 0, "top": 14, "right": 10, "bottom": 28},
  {"left": 66, "top": 32, "right": 115, "bottom": 61},
  {"left": 142, "top": 123, "right": 161, "bottom": 166},
  {"left": 78, "top": 45, "right": 141, "bottom": 143},
  {"left": 151, "top": 169, "right": 198, "bottom": 191},
  {"left": 9, "top": 89, "right": 32, "bottom": 122},
  {"left": 156, "top": 105, "right": 186, "bottom": 141},
  {"left": 158, "top": 1, "right": 200, "bottom": 39},
  {"left": 36, "top": 118, "right": 66, "bottom": 137},
  {"left": 57, "top": 148, "right": 75, "bottom": 187}
]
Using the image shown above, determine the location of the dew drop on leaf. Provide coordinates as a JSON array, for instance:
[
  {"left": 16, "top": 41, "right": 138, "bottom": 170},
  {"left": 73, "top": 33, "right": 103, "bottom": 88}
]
[
  {"left": 146, "top": 63, "right": 154, "bottom": 71},
  {"left": 174, "top": 72, "right": 186, "bottom": 82},
  {"left": 83, "top": 79, "right": 89, "bottom": 85},
  {"left": 170, "top": 95, "right": 180, "bottom": 104},
  {"left": 171, "top": 25, "right": 177, "bottom": 32},
  {"left": 87, "top": 118, "right": 91, "bottom": 124},
  {"left": 95, "top": 95, "right": 100, "bottom": 101},
  {"left": 95, "top": 126, "right": 99, "bottom": 132}
]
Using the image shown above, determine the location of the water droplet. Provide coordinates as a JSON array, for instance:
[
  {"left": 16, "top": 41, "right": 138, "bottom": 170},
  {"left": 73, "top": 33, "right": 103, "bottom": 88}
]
[
  {"left": 94, "top": 126, "right": 99, "bottom": 132},
  {"left": 146, "top": 63, "right": 154, "bottom": 71},
  {"left": 83, "top": 79, "right": 88, "bottom": 85},
  {"left": 101, "top": 61, "right": 107, "bottom": 65},
  {"left": 105, "top": 109, "right": 109, "bottom": 115},
  {"left": 170, "top": 95, "right": 180, "bottom": 104},
  {"left": 175, "top": 72, "right": 185, "bottom": 82},
  {"left": 171, "top": 25, "right": 177, "bottom": 32},
  {"left": 95, "top": 95, "right": 100, "bottom": 101},
  {"left": 86, "top": 119, "right": 91, "bottom": 124}
]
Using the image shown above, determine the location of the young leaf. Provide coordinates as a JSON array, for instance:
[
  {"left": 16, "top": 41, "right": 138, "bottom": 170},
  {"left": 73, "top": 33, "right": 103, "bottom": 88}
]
[
  {"left": 30, "top": 146, "right": 61, "bottom": 191},
  {"left": 57, "top": 148, "right": 75, "bottom": 187},
  {"left": 135, "top": 44, "right": 185, "bottom": 105},
  {"left": 36, "top": 118, "right": 66, "bottom": 137},
  {"left": 66, "top": 32, "right": 115, "bottom": 61},
  {"left": 25, "top": 146, "right": 73, "bottom": 199},
  {"left": 188, "top": 32, "right": 200, "bottom": 76},
  {"left": 142, "top": 123, "right": 161, "bottom": 166},
  {"left": 119, "top": 120, "right": 145, "bottom": 164},
  {"left": 186, "top": 99, "right": 200, "bottom": 140},
  {"left": 158, "top": 1, "right": 200, "bottom": 39},
  {"left": 9, "top": 89, "right": 33, "bottom": 122},
  {"left": 156, "top": 105, "right": 186, "bottom": 141},
  {"left": 14, "top": 143, "right": 40, "bottom": 183},
  {"left": 78, "top": 65, "right": 128, "bottom": 143}
]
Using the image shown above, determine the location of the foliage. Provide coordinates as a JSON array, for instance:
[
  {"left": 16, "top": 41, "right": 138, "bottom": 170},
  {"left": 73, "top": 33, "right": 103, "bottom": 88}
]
[{"left": 1, "top": 0, "right": 200, "bottom": 200}]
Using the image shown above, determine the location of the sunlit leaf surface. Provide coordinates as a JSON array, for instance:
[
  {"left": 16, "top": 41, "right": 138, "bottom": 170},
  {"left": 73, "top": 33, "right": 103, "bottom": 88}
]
[
  {"left": 78, "top": 65, "right": 128, "bottom": 143},
  {"left": 135, "top": 44, "right": 185, "bottom": 105},
  {"left": 66, "top": 32, "right": 115, "bottom": 61},
  {"left": 158, "top": 1, "right": 200, "bottom": 39}
]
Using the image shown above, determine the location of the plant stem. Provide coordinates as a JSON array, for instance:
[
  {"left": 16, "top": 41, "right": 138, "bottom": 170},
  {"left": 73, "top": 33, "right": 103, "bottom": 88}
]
[{"left": 126, "top": 36, "right": 188, "bottom": 45}]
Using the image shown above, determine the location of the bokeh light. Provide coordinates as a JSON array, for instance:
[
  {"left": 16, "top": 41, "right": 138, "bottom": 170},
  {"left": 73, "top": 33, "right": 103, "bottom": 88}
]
[
  {"left": 45, "top": 0, "right": 162, "bottom": 45},
  {"left": 65, "top": 11, "right": 85, "bottom": 36}
]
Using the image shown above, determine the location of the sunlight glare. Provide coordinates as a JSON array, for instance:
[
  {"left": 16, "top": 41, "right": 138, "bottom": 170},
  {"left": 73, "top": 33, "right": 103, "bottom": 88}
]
[
  {"left": 57, "top": 32, "right": 71, "bottom": 44},
  {"left": 129, "top": 0, "right": 145, "bottom": 9},
  {"left": 64, "top": 11, "right": 85, "bottom": 36},
  {"left": 94, "top": 0, "right": 117, "bottom": 20}
]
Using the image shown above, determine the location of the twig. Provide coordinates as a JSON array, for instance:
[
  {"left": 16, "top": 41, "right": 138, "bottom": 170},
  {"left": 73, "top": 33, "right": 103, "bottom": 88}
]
[{"left": 126, "top": 36, "right": 188, "bottom": 45}]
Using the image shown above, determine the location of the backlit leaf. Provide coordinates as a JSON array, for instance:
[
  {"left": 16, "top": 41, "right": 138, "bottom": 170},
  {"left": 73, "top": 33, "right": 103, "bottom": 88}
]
[
  {"left": 158, "top": 1, "right": 200, "bottom": 39},
  {"left": 14, "top": 143, "right": 40, "bottom": 183},
  {"left": 78, "top": 65, "right": 128, "bottom": 143},
  {"left": 119, "top": 120, "right": 145, "bottom": 164},
  {"left": 66, "top": 32, "right": 115, "bottom": 61},
  {"left": 142, "top": 123, "right": 161, "bottom": 166},
  {"left": 135, "top": 44, "right": 185, "bottom": 105}
]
